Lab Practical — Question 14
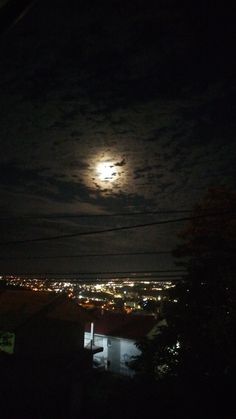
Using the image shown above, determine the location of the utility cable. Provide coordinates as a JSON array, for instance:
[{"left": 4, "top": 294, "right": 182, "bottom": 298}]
[
  {"left": 0, "top": 209, "right": 194, "bottom": 220},
  {"left": 0, "top": 250, "right": 172, "bottom": 260},
  {"left": 1, "top": 269, "right": 186, "bottom": 275},
  {"left": 0, "top": 210, "right": 235, "bottom": 246}
]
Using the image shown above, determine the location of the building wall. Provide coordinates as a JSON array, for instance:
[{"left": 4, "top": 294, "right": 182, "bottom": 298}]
[
  {"left": 16, "top": 318, "right": 84, "bottom": 357},
  {"left": 84, "top": 332, "right": 141, "bottom": 376}
]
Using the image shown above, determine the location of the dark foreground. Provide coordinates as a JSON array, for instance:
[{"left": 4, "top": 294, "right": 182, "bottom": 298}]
[{"left": 0, "top": 354, "right": 234, "bottom": 419}]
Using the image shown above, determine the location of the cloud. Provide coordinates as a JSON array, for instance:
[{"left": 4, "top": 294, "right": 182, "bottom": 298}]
[
  {"left": 0, "top": 1, "right": 235, "bottom": 273},
  {"left": 114, "top": 158, "right": 126, "bottom": 167}
]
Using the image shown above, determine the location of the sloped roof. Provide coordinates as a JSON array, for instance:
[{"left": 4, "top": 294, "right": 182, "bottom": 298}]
[
  {"left": 85, "top": 311, "right": 157, "bottom": 340},
  {"left": 0, "top": 290, "right": 88, "bottom": 331}
]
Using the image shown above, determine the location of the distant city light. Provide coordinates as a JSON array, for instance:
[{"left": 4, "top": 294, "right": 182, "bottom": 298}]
[{"left": 3, "top": 275, "right": 176, "bottom": 314}]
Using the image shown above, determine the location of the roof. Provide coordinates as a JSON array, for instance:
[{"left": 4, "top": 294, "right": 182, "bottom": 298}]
[
  {"left": 85, "top": 311, "right": 158, "bottom": 340},
  {"left": 0, "top": 290, "right": 89, "bottom": 331}
]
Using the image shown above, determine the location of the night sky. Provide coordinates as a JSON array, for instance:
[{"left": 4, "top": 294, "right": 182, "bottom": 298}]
[{"left": 0, "top": 0, "right": 235, "bottom": 277}]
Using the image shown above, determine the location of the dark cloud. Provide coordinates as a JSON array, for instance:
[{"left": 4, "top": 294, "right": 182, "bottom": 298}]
[
  {"left": 114, "top": 159, "right": 126, "bottom": 167},
  {"left": 0, "top": 1, "right": 235, "bottom": 273},
  {"left": 0, "top": 163, "right": 49, "bottom": 187}
]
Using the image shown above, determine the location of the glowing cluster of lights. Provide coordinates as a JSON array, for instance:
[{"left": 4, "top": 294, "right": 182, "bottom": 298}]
[{"left": 4, "top": 276, "right": 175, "bottom": 314}]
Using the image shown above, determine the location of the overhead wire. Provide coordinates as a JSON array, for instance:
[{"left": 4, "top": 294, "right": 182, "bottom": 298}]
[
  {"left": 0, "top": 0, "right": 38, "bottom": 37},
  {"left": 0, "top": 210, "right": 235, "bottom": 245},
  {"left": 0, "top": 250, "right": 172, "bottom": 260},
  {"left": 2, "top": 273, "right": 186, "bottom": 281},
  {"left": 1, "top": 269, "right": 185, "bottom": 275},
  {"left": 0, "top": 209, "right": 194, "bottom": 220}
]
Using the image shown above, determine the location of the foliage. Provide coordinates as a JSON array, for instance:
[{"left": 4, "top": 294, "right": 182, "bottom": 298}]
[{"left": 131, "top": 187, "right": 236, "bottom": 381}]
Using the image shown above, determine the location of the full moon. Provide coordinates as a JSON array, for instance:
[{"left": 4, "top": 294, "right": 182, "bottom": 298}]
[{"left": 97, "top": 162, "right": 116, "bottom": 181}]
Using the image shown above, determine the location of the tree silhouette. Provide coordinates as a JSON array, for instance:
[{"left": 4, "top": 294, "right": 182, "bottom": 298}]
[{"left": 131, "top": 187, "right": 236, "bottom": 382}]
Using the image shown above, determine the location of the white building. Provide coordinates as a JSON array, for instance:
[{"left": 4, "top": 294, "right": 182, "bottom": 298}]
[{"left": 84, "top": 311, "right": 157, "bottom": 376}]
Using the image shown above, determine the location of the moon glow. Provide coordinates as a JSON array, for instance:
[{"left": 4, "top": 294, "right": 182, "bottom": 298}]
[
  {"left": 88, "top": 154, "right": 127, "bottom": 192},
  {"left": 97, "top": 162, "right": 116, "bottom": 182}
]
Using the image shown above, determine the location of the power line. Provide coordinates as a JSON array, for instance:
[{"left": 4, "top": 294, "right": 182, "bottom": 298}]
[
  {"left": 2, "top": 206, "right": 235, "bottom": 221},
  {"left": 0, "top": 250, "right": 172, "bottom": 260},
  {"left": 0, "top": 210, "right": 235, "bottom": 246},
  {"left": 0, "top": 0, "right": 38, "bottom": 37},
  {"left": 0, "top": 209, "right": 194, "bottom": 220},
  {"left": 3, "top": 273, "right": 185, "bottom": 281},
  {"left": 1, "top": 269, "right": 185, "bottom": 275},
  {"left": 4, "top": 278, "right": 183, "bottom": 282}
]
